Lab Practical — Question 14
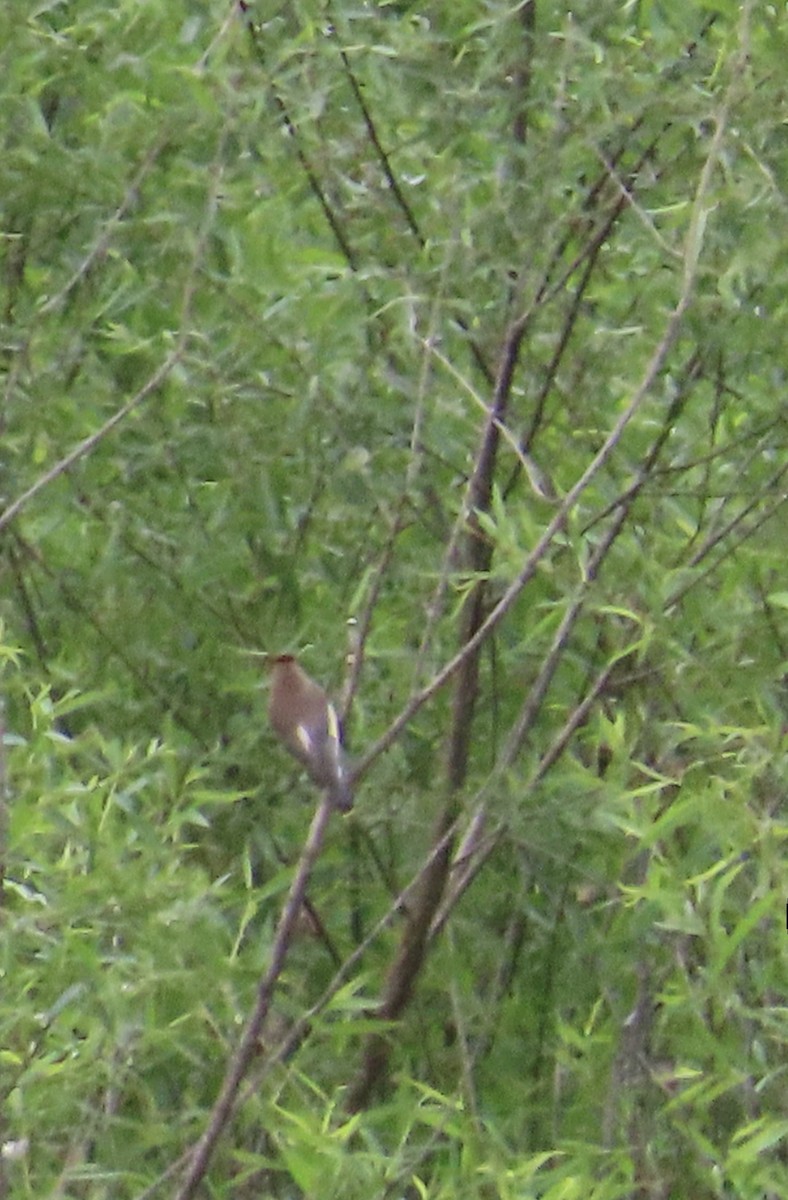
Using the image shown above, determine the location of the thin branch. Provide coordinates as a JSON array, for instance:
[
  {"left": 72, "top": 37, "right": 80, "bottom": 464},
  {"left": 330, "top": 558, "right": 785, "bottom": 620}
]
[
  {"left": 326, "top": 13, "right": 424, "bottom": 245},
  {"left": 427, "top": 128, "right": 731, "bottom": 932},
  {"left": 355, "top": 281, "right": 693, "bottom": 784},
  {"left": 37, "top": 139, "right": 166, "bottom": 318},
  {"left": 137, "top": 813, "right": 465, "bottom": 1200},
  {"left": 174, "top": 799, "right": 333, "bottom": 1200},
  {"left": 342, "top": 314, "right": 436, "bottom": 719},
  {"left": 0, "top": 696, "right": 6, "bottom": 914},
  {"left": 0, "top": 149, "right": 225, "bottom": 535},
  {"left": 355, "top": 84, "right": 727, "bottom": 783},
  {"left": 511, "top": 1, "right": 536, "bottom": 147},
  {"left": 684, "top": 463, "right": 788, "bottom": 571},
  {"left": 0, "top": 353, "right": 183, "bottom": 536},
  {"left": 421, "top": 338, "right": 553, "bottom": 491},
  {"left": 243, "top": 13, "right": 359, "bottom": 272},
  {"left": 347, "top": 284, "right": 535, "bottom": 1108},
  {"left": 666, "top": 474, "right": 788, "bottom": 612}
]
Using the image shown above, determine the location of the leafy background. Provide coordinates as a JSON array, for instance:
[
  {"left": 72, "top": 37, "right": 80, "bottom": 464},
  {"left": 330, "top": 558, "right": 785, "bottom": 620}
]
[{"left": 1, "top": 1, "right": 786, "bottom": 1197}]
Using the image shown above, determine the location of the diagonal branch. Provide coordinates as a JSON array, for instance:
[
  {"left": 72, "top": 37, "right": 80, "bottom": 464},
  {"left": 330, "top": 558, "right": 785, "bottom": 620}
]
[
  {"left": 174, "top": 798, "right": 334, "bottom": 1200},
  {"left": 0, "top": 147, "right": 225, "bottom": 535}
]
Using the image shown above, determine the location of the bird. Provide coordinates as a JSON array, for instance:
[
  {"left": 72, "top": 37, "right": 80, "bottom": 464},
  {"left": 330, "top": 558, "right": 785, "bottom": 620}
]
[{"left": 268, "top": 654, "right": 353, "bottom": 811}]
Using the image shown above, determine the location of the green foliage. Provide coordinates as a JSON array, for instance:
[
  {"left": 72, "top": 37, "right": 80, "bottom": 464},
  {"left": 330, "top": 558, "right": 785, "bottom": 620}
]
[{"left": 1, "top": 0, "right": 786, "bottom": 1196}]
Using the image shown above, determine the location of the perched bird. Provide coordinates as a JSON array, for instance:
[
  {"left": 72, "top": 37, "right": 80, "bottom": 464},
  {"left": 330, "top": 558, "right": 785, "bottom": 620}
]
[{"left": 268, "top": 654, "right": 353, "bottom": 811}]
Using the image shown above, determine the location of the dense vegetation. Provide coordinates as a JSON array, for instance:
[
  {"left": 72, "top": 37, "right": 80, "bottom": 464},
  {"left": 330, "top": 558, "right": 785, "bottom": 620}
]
[{"left": 1, "top": 1, "right": 785, "bottom": 1196}]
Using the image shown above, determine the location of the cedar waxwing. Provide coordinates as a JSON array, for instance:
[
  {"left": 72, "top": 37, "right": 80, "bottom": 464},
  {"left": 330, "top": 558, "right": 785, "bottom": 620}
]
[{"left": 268, "top": 654, "right": 353, "bottom": 812}]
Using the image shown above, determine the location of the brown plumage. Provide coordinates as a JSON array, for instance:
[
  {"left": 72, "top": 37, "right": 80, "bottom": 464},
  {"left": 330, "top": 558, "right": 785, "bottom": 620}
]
[{"left": 268, "top": 654, "right": 353, "bottom": 811}]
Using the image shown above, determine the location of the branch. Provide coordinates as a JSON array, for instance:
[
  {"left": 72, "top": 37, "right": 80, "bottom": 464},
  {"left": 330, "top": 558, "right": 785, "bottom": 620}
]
[
  {"left": 354, "top": 281, "right": 694, "bottom": 785},
  {"left": 346, "top": 289, "right": 535, "bottom": 1107},
  {"left": 173, "top": 798, "right": 333, "bottom": 1200},
  {"left": 0, "top": 355, "right": 183, "bottom": 536},
  {"left": 0, "top": 145, "right": 225, "bottom": 535},
  {"left": 326, "top": 13, "right": 424, "bottom": 246}
]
